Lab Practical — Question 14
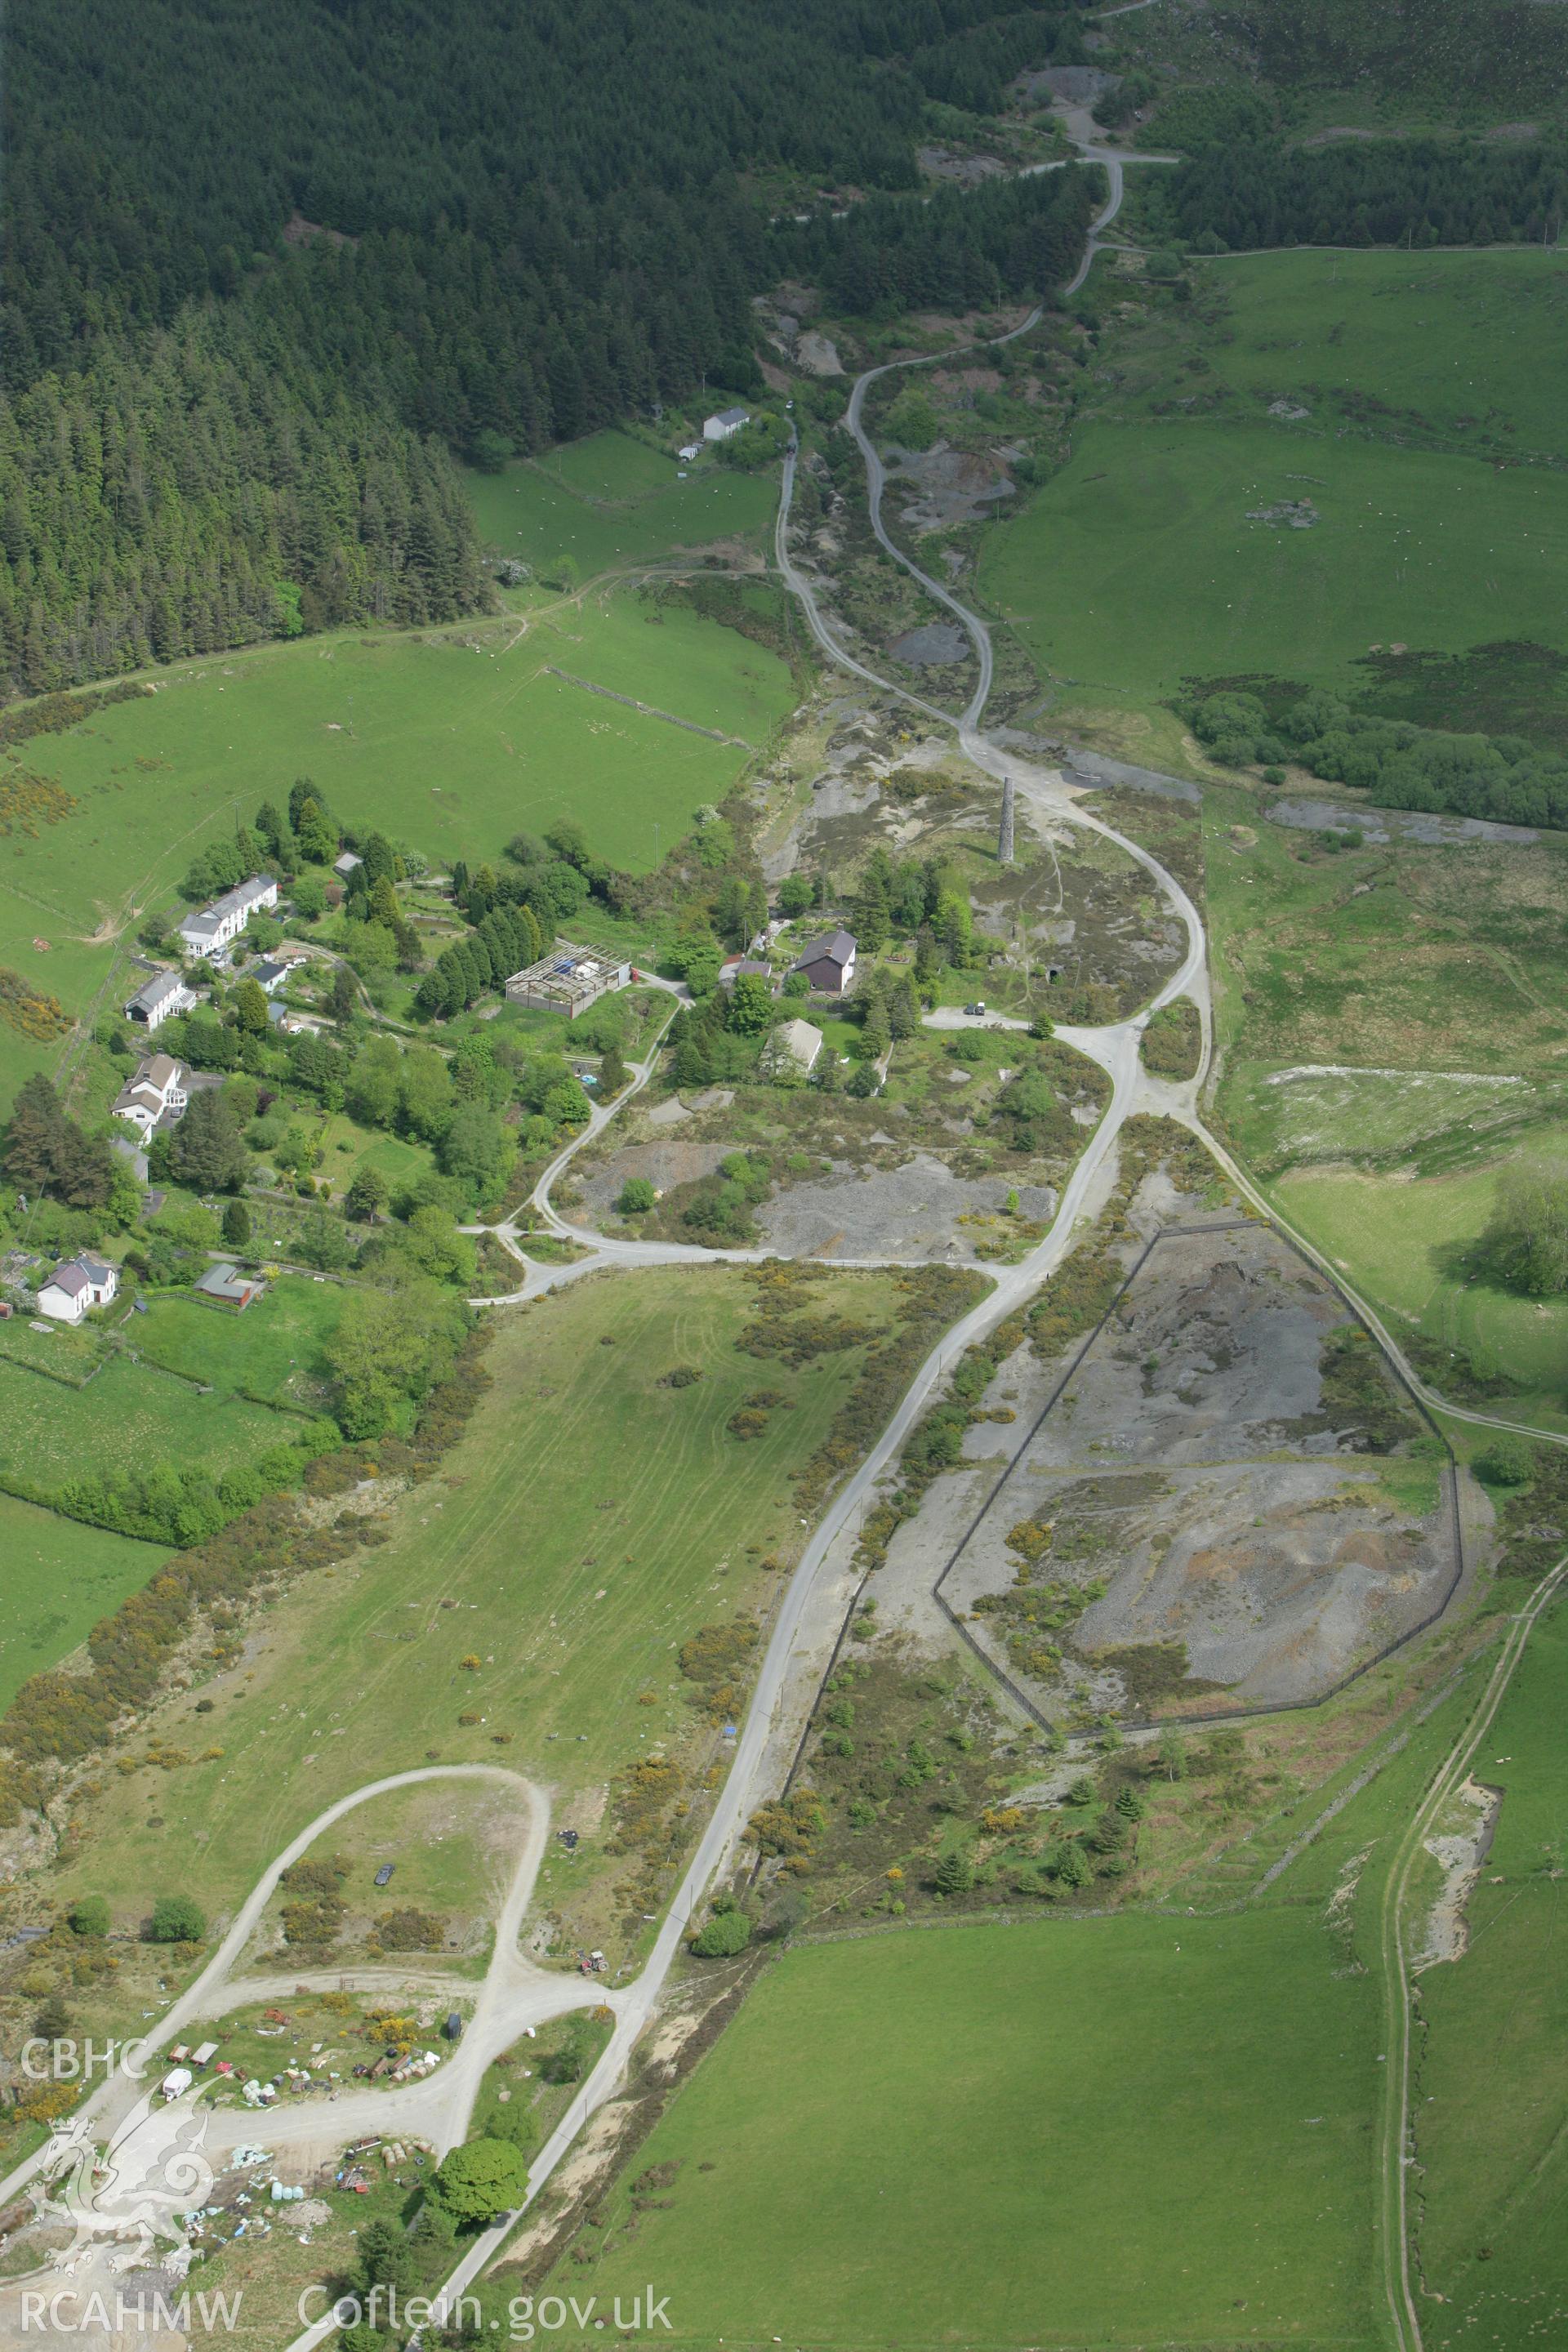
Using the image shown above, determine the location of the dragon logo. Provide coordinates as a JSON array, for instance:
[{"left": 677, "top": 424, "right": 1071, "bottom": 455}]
[{"left": 37, "top": 2098, "right": 214, "bottom": 2271}]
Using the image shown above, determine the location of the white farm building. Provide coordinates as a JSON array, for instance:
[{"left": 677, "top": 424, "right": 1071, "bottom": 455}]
[{"left": 178, "top": 875, "right": 278, "bottom": 960}]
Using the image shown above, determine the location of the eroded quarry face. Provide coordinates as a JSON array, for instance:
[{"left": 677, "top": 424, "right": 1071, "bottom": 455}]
[{"left": 941, "top": 1222, "right": 1455, "bottom": 1716}]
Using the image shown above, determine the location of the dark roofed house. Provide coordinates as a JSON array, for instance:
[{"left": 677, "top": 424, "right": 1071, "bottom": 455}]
[
  {"left": 250, "top": 959, "right": 287, "bottom": 995},
  {"left": 125, "top": 969, "right": 196, "bottom": 1031},
  {"left": 719, "top": 955, "right": 776, "bottom": 992},
  {"left": 789, "top": 929, "right": 858, "bottom": 996},
  {"left": 37, "top": 1253, "right": 118, "bottom": 1325},
  {"left": 702, "top": 406, "right": 750, "bottom": 443}
]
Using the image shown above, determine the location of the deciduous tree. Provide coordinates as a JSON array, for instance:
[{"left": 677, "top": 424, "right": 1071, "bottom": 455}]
[{"left": 434, "top": 2136, "right": 528, "bottom": 2225}]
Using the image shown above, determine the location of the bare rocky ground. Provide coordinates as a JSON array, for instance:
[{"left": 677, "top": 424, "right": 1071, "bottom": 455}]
[
  {"left": 754, "top": 1152, "right": 1056, "bottom": 1262},
  {"left": 888, "top": 619, "right": 971, "bottom": 667},
  {"left": 916, "top": 144, "right": 1008, "bottom": 186},
  {"left": 875, "top": 1212, "right": 1459, "bottom": 1722},
  {"left": 1414, "top": 1775, "right": 1501, "bottom": 1967},
  {"left": 876, "top": 1338, "right": 1070, "bottom": 1656},
  {"left": 575, "top": 1135, "right": 733, "bottom": 1218},
  {"left": 574, "top": 1131, "right": 1058, "bottom": 1263},
  {"left": 883, "top": 443, "right": 1018, "bottom": 532},
  {"left": 1267, "top": 795, "right": 1539, "bottom": 848}
]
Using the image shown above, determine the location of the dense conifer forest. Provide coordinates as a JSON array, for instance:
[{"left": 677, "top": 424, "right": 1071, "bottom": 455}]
[
  {"left": 0, "top": 0, "right": 1092, "bottom": 699},
  {"left": 1156, "top": 137, "right": 1568, "bottom": 253},
  {"left": 1219, "top": 0, "right": 1568, "bottom": 106}
]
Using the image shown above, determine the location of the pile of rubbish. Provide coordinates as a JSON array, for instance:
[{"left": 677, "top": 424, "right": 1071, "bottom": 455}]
[{"left": 180, "top": 2148, "right": 338, "bottom": 2250}]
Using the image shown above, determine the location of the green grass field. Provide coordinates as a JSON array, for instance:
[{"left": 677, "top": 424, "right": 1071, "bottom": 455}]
[
  {"left": 1199, "top": 778, "right": 1568, "bottom": 1134},
  {"left": 1414, "top": 1592, "right": 1568, "bottom": 2348},
  {"left": 539, "top": 1910, "right": 1381, "bottom": 2350},
  {"left": 1182, "top": 251, "right": 1568, "bottom": 466},
  {"left": 1231, "top": 1066, "right": 1547, "bottom": 1172},
  {"left": 463, "top": 428, "right": 778, "bottom": 579},
  {"left": 0, "top": 1313, "right": 114, "bottom": 1384},
  {"left": 982, "top": 414, "right": 1568, "bottom": 706},
  {"left": 53, "top": 1264, "right": 930, "bottom": 1928},
  {"left": 0, "top": 1351, "right": 296, "bottom": 1499},
  {"left": 0, "top": 1494, "right": 168, "bottom": 1711},
  {"left": 1273, "top": 1147, "right": 1568, "bottom": 1423},
  {"left": 131, "top": 1276, "right": 344, "bottom": 1407},
  {"left": 980, "top": 251, "right": 1568, "bottom": 719},
  {"left": 523, "top": 586, "right": 791, "bottom": 744},
  {"left": 0, "top": 587, "right": 793, "bottom": 1110}
]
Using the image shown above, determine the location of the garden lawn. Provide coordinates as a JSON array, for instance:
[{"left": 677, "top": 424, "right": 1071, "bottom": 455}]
[
  {"left": 0, "top": 1494, "right": 168, "bottom": 1711},
  {"left": 463, "top": 429, "right": 778, "bottom": 577},
  {"left": 0, "top": 1314, "right": 114, "bottom": 1383},
  {"left": 310, "top": 1110, "right": 434, "bottom": 1200},
  {"left": 537, "top": 1910, "right": 1382, "bottom": 2350},
  {"left": 131, "top": 1276, "right": 345, "bottom": 1407},
  {"left": 1272, "top": 1136, "right": 1568, "bottom": 1424},
  {"left": 0, "top": 589, "right": 793, "bottom": 1111},
  {"left": 0, "top": 1352, "right": 295, "bottom": 1500},
  {"left": 1414, "top": 1592, "right": 1568, "bottom": 2349},
  {"left": 51, "top": 1264, "right": 929, "bottom": 1927}
]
